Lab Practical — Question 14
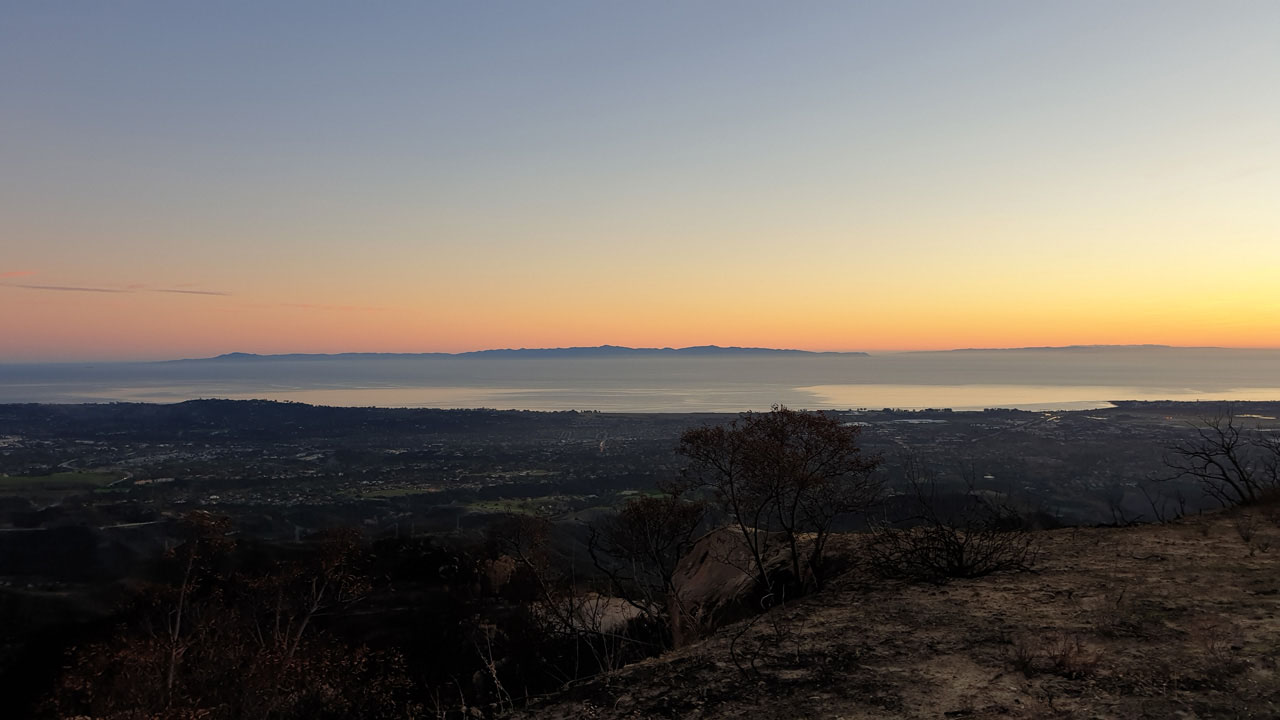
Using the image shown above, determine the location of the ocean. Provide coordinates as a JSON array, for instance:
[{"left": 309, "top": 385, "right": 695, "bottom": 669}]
[{"left": 1, "top": 348, "right": 1277, "bottom": 413}]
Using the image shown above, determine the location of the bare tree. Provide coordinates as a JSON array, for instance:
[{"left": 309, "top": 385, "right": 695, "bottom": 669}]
[
  {"left": 588, "top": 494, "right": 706, "bottom": 647},
  {"left": 486, "top": 515, "right": 638, "bottom": 685},
  {"left": 1138, "top": 479, "right": 1186, "bottom": 524},
  {"left": 161, "top": 512, "right": 234, "bottom": 708},
  {"left": 676, "top": 406, "right": 881, "bottom": 594},
  {"left": 48, "top": 516, "right": 412, "bottom": 720},
  {"left": 1165, "top": 412, "right": 1280, "bottom": 507},
  {"left": 240, "top": 527, "right": 369, "bottom": 663}
]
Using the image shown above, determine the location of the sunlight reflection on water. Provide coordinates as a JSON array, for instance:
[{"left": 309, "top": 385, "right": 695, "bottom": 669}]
[
  {"left": 67, "top": 383, "right": 1280, "bottom": 413},
  {"left": 798, "top": 384, "right": 1280, "bottom": 411}
]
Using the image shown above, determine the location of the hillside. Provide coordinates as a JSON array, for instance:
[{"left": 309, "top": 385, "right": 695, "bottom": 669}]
[{"left": 514, "top": 507, "right": 1280, "bottom": 719}]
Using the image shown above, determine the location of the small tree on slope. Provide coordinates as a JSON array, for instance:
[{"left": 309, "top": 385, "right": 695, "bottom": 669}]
[{"left": 675, "top": 406, "right": 882, "bottom": 596}]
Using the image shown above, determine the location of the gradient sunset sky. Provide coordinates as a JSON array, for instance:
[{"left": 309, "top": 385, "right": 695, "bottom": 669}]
[{"left": 2, "top": 2, "right": 1278, "bottom": 361}]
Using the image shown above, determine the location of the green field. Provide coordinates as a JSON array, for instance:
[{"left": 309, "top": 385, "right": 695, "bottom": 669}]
[
  {"left": 468, "top": 497, "right": 566, "bottom": 515},
  {"left": 359, "top": 487, "right": 435, "bottom": 498},
  {"left": 0, "top": 471, "right": 122, "bottom": 496}
]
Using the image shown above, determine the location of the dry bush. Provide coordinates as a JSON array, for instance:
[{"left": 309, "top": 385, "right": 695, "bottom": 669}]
[
  {"left": 1045, "top": 633, "right": 1102, "bottom": 679},
  {"left": 1008, "top": 635, "right": 1039, "bottom": 678},
  {"left": 1190, "top": 618, "right": 1243, "bottom": 662},
  {"left": 1186, "top": 617, "right": 1250, "bottom": 687},
  {"left": 868, "top": 458, "right": 1039, "bottom": 582},
  {"left": 1234, "top": 513, "right": 1259, "bottom": 544},
  {"left": 1232, "top": 512, "right": 1273, "bottom": 556},
  {"left": 1007, "top": 631, "right": 1101, "bottom": 680},
  {"left": 1089, "top": 588, "right": 1172, "bottom": 639},
  {"left": 868, "top": 521, "right": 1039, "bottom": 581}
]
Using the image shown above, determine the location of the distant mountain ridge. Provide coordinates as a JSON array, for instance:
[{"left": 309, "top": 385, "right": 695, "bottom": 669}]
[
  {"left": 167, "top": 344, "right": 1248, "bottom": 363},
  {"left": 179, "top": 345, "right": 866, "bottom": 362}
]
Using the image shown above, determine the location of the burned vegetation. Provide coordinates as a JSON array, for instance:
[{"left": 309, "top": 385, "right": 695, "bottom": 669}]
[{"left": 2, "top": 403, "right": 1279, "bottom": 718}]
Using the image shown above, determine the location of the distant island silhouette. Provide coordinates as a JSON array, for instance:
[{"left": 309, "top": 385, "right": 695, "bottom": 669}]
[
  {"left": 181, "top": 345, "right": 865, "bottom": 362},
  {"left": 168, "top": 344, "right": 1241, "bottom": 363}
]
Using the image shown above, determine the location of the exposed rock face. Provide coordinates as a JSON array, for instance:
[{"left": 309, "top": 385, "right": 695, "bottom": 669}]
[{"left": 670, "top": 527, "right": 804, "bottom": 641}]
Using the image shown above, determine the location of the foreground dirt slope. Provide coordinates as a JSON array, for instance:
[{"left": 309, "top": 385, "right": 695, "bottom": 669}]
[{"left": 516, "top": 508, "right": 1280, "bottom": 719}]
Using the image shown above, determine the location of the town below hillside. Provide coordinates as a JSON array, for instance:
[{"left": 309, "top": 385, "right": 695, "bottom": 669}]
[
  {"left": 1, "top": 399, "right": 1278, "bottom": 717},
  {"left": 4, "top": 399, "right": 1272, "bottom": 541}
]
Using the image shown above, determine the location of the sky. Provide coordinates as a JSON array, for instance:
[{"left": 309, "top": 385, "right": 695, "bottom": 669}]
[{"left": 2, "top": 1, "right": 1278, "bottom": 361}]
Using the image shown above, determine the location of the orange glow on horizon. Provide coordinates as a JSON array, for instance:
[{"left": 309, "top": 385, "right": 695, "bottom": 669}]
[{"left": 4, "top": 276, "right": 1277, "bottom": 361}]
